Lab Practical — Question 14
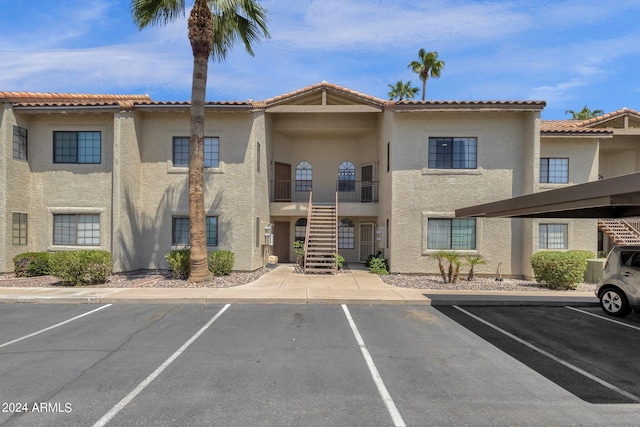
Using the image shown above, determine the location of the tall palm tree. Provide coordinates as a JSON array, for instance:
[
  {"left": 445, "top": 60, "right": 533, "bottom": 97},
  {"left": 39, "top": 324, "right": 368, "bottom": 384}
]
[
  {"left": 408, "top": 49, "right": 444, "bottom": 101},
  {"left": 565, "top": 105, "right": 604, "bottom": 120},
  {"left": 132, "top": 0, "right": 269, "bottom": 282},
  {"left": 387, "top": 80, "right": 419, "bottom": 101}
]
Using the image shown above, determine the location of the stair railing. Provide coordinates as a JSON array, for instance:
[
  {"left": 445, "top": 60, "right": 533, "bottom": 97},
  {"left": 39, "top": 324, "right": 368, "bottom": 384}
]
[
  {"left": 303, "top": 191, "right": 313, "bottom": 273},
  {"left": 334, "top": 191, "right": 339, "bottom": 273}
]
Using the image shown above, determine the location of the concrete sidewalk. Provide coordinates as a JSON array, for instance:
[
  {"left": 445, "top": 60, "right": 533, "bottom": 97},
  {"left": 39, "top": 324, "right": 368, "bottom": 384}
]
[{"left": 0, "top": 264, "right": 599, "bottom": 306}]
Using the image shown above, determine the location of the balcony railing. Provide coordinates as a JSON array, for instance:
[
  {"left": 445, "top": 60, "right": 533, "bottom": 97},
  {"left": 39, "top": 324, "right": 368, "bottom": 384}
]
[{"left": 270, "top": 180, "right": 378, "bottom": 203}]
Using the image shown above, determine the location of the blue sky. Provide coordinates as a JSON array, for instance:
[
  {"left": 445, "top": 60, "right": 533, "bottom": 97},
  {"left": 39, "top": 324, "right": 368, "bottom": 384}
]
[{"left": 1, "top": 0, "right": 639, "bottom": 119}]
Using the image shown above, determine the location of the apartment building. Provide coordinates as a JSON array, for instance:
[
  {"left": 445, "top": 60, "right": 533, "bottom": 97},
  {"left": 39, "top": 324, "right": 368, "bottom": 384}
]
[{"left": 2, "top": 82, "right": 639, "bottom": 277}]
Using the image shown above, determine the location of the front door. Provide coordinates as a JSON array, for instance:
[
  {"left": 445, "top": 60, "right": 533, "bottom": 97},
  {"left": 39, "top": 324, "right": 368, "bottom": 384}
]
[
  {"left": 273, "top": 221, "right": 290, "bottom": 262},
  {"left": 274, "top": 162, "right": 291, "bottom": 201},
  {"left": 361, "top": 164, "right": 375, "bottom": 202},
  {"left": 359, "top": 222, "right": 375, "bottom": 262}
]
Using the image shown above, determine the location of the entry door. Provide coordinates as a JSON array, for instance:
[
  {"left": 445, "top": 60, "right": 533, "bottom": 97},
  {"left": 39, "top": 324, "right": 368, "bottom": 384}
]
[
  {"left": 274, "top": 162, "right": 291, "bottom": 201},
  {"left": 359, "top": 222, "right": 375, "bottom": 262},
  {"left": 361, "top": 164, "right": 375, "bottom": 202},
  {"left": 273, "top": 221, "right": 290, "bottom": 262}
]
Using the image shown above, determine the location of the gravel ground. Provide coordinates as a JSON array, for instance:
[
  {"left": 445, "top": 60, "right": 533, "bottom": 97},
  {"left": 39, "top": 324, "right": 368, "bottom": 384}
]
[{"left": 0, "top": 267, "right": 596, "bottom": 292}]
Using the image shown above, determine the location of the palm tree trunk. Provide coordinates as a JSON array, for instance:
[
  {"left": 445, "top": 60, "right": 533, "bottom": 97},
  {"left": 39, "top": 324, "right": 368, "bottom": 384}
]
[
  {"left": 188, "top": 0, "right": 214, "bottom": 282},
  {"left": 421, "top": 78, "right": 426, "bottom": 101}
]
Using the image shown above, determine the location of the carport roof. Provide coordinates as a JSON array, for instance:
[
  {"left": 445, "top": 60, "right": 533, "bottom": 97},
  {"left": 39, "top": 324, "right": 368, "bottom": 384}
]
[{"left": 455, "top": 172, "right": 640, "bottom": 218}]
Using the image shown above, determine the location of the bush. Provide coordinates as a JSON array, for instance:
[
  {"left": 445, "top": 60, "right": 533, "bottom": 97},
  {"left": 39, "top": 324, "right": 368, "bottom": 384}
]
[
  {"left": 369, "top": 257, "right": 389, "bottom": 275},
  {"left": 336, "top": 253, "right": 345, "bottom": 270},
  {"left": 49, "top": 250, "right": 111, "bottom": 286},
  {"left": 294, "top": 240, "right": 305, "bottom": 266},
  {"left": 530, "top": 251, "right": 589, "bottom": 290},
  {"left": 209, "top": 250, "right": 235, "bottom": 276},
  {"left": 165, "top": 249, "right": 190, "bottom": 279},
  {"left": 13, "top": 252, "right": 51, "bottom": 277}
]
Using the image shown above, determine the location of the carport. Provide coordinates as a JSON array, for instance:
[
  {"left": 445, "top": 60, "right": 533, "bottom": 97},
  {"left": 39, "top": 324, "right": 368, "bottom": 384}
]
[{"left": 455, "top": 172, "right": 640, "bottom": 219}]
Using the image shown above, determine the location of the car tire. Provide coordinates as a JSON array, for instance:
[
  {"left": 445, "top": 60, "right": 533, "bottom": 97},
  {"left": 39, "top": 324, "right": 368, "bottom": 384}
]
[{"left": 599, "top": 286, "right": 631, "bottom": 317}]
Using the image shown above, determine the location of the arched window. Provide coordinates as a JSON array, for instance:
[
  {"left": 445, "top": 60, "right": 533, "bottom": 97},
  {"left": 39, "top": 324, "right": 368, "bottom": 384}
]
[
  {"left": 338, "top": 161, "right": 355, "bottom": 192},
  {"left": 294, "top": 218, "right": 307, "bottom": 242},
  {"left": 338, "top": 218, "right": 355, "bottom": 249},
  {"left": 295, "top": 161, "right": 312, "bottom": 192}
]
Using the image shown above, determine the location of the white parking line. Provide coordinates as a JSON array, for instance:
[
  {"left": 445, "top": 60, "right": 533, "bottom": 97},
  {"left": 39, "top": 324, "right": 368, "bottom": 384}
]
[
  {"left": 0, "top": 304, "right": 112, "bottom": 350},
  {"left": 565, "top": 306, "right": 640, "bottom": 331},
  {"left": 453, "top": 305, "right": 640, "bottom": 403},
  {"left": 342, "top": 305, "right": 406, "bottom": 427},
  {"left": 92, "top": 304, "right": 231, "bottom": 427}
]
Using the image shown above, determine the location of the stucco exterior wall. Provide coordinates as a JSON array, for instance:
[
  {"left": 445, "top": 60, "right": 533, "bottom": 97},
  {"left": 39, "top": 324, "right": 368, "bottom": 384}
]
[
  {"left": 22, "top": 114, "right": 114, "bottom": 266},
  {"left": 388, "top": 111, "right": 536, "bottom": 276},
  {"left": 599, "top": 134, "right": 640, "bottom": 178},
  {"left": 137, "top": 109, "right": 260, "bottom": 271}
]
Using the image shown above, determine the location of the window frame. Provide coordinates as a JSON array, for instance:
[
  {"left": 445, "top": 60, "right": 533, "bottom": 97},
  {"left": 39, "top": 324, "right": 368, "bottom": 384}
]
[
  {"left": 53, "top": 131, "right": 102, "bottom": 164},
  {"left": 172, "top": 136, "right": 219, "bottom": 168},
  {"left": 53, "top": 214, "right": 101, "bottom": 246},
  {"left": 428, "top": 137, "right": 477, "bottom": 169},
  {"left": 338, "top": 161, "right": 356, "bottom": 192},
  {"left": 295, "top": 161, "right": 312, "bottom": 192},
  {"left": 427, "top": 218, "right": 477, "bottom": 250},
  {"left": 540, "top": 157, "right": 569, "bottom": 184},
  {"left": 13, "top": 126, "right": 28, "bottom": 161},
  {"left": 538, "top": 223, "right": 568, "bottom": 249},
  {"left": 172, "top": 216, "right": 219, "bottom": 247},
  {"left": 338, "top": 218, "right": 355, "bottom": 249},
  {"left": 12, "top": 212, "right": 28, "bottom": 245}
]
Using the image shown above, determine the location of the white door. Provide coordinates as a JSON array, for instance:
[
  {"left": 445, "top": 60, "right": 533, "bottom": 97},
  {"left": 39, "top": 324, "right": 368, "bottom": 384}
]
[{"left": 359, "top": 222, "right": 375, "bottom": 262}]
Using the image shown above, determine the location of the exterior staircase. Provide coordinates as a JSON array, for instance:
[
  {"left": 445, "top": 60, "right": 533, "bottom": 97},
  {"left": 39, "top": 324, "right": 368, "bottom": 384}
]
[
  {"left": 304, "top": 202, "right": 338, "bottom": 274},
  {"left": 598, "top": 219, "right": 640, "bottom": 245}
]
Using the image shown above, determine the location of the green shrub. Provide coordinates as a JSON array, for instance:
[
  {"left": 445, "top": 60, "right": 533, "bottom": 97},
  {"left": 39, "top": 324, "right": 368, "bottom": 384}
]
[
  {"left": 294, "top": 240, "right": 305, "bottom": 266},
  {"left": 13, "top": 252, "right": 51, "bottom": 277},
  {"left": 530, "top": 251, "right": 588, "bottom": 290},
  {"left": 49, "top": 250, "right": 111, "bottom": 286},
  {"left": 336, "top": 253, "right": 345, "bottom": 270},
  {"left": 165, "top": 249, "right": 190, "bottom": 279},
  {"left": 369, "top": 257, "right": 389, "bottom": 275},
  {"left": 209, "top": 250, "right": 235, "bottom": 276}
]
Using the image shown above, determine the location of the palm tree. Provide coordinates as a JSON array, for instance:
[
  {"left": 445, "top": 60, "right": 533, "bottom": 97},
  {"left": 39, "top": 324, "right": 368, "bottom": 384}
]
[
  {"left": 387, "top": 80, "right": 419, "bottom": 101},
  {"left": 132, "top": 0, "right": 269, "bottom": 282},
  {"left": 431, "top": 251, "right": 448, "bottom": 283},
  {"left": 464, "top": 254, "right": 486, "bottom": 281},
  {"left": 408, "top": 49, "right": 444, "bottom": 101},
  {"left": 565, "top": 105, "right": 604, "bottom": 120}
]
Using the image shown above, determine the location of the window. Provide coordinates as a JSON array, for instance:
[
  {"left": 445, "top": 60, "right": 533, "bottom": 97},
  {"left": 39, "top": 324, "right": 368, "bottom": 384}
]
[
  {"left": 295, "top": 218, "right": 307, "bottom": 242},
  {"left": 295, "top": 161, "right": 312, "bottom": 192},
  {"left": 172, "top": 216, "right": 218, "bottom": 246},
  {"left": 172, "top": 137, "right": 219, "bottom": 168},
  {"left": 256, "top": 142, "right": 261, "bottom": 173},
  {"left": 338, "top": 218, "right": 355, "bottom": 249},
  {"left": 428, "top": 137, "right": 477, "bottom": 169},
  {"left": 13, "top": 126, "right": 27, "bottom": 160},
  {"left": 53, "top": 214, "right": 100, "bottom": 246},
  {"left": 12, "top": 213, "right": 28, "bottom": 245},
  {"left": 539, "top": 224, "right": 567, "bottom": 249},
  {"left": 338, "top": 161, "right": 355, "bottom": 192},
  {"left": 540, "top": 158, "right": 568, "bottom": 183},
  {"left": 386, "top": 142, "right": 390, "bottom": 172},
  {"left": 427, "top": 218, "right": 476, "bottom": 250},
  {"left": 54, "top": 131, "right": 101, "bottom": 164}
]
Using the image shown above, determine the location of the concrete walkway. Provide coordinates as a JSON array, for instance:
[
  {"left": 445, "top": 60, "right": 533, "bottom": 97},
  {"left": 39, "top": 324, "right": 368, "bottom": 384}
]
[{"left": 0, "top": 264, "right": 599, "bottom": 306}]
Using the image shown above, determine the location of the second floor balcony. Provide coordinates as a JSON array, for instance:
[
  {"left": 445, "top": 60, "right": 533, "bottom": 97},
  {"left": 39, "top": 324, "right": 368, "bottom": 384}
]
[{"left": 271, "top": 180, "right": 379, "bottom": 203}]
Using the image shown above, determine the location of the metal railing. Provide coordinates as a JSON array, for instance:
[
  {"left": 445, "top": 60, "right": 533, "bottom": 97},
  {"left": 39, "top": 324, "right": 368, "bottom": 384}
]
[{"left": 270, "top": 180, "right": 378, "bottom": 203}]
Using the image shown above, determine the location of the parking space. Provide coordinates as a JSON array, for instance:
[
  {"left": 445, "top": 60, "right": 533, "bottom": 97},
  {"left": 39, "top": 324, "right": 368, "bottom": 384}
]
[
  {"left": 1, "top": 303, "right": 639, "bottom": 427},
  {"left": 434, "top": 305, "right": 640, "bottom": 404}
]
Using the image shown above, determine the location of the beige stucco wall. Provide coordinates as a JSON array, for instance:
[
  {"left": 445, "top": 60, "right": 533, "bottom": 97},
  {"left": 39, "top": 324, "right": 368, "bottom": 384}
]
[
  {"left": 388, "top": 111, "right": 537, "bottom": 276},
  {"left": 137, "top": 109, "right": 262, "bottom": 271},
  {"left": 15, "top": 114, "right": 114, "bottom": 271},
  {"left": 599, "top": 134, "right": 640, "bottom": 178}
]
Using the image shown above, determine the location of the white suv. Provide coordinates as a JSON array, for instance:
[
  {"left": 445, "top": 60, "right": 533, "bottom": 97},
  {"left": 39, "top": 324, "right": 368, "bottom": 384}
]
[{"left": 596, "top": 246, "right": 640, "bottom": 317}]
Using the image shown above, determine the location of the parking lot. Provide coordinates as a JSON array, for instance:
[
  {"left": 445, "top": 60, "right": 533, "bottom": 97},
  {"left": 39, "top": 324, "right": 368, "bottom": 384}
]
[{"left": 1, "top": 303, "right": 638, "bottom": 426}]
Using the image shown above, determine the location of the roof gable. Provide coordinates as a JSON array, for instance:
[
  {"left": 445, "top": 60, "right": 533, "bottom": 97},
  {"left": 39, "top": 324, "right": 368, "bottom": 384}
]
[
  {"left": 579, "top": 108, "right": 640, "bottom": 130},
  {"left": 263, "top": 81, "right": 386, "bottom": 109}
]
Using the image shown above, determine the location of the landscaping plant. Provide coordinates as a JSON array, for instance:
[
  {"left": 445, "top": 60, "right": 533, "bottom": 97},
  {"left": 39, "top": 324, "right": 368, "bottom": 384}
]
[{"left": 48, "top": 250, "right": 111, "bottom": 286}]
